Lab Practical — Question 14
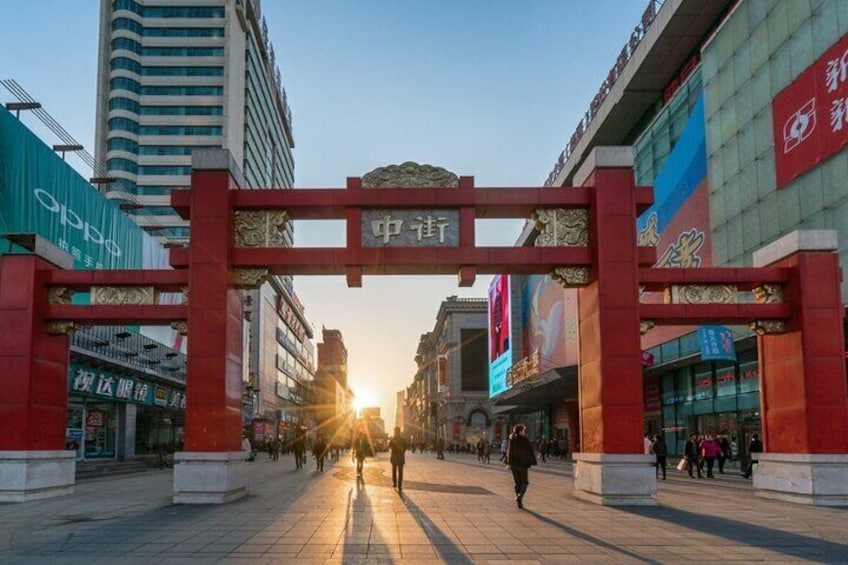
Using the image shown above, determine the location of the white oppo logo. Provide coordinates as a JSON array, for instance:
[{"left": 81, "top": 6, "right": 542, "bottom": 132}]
[{"left": 33, "top": 188, "right": 122, "bottom": 257}]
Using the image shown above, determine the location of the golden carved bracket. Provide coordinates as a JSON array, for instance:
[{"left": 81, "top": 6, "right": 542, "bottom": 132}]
[
  {"left": 47, "top": 287, "right": 74, "bottom": 305},
  {"left": 750, "top": 320, "right": 786, "bottom": 335},
  {"left": 233, "top": 210, "right": 289, "bottom": 248},
  {"left": 170, "top": 321, "right": 188, "bottom": 336},
  {"left": 232, "top": 268, "right": 270, "bottom": 289},
  {"left": 46, "top": 321, "right": 79, "bottom": 336},
  {"left": 91, "top": 286, "right": 158, "bottom": 306}
]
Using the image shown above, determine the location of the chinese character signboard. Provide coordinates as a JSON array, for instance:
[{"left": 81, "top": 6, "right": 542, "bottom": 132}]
[
  {"left": 68, "top": 363, "right": 186, "bottom": 409},
  {"left": 772, "top": 33, "right": 848, "bottom": 189},
  {"left": 697, "top": 326, "right": 737, "bottom": 362},
  {"left": 362, "top": 209, "right": 459, "bottom": 247}
]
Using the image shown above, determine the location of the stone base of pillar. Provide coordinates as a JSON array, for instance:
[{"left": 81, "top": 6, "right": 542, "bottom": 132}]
[
  {"left": 572, "top": 453, "right": 656, "bottom": 506},
  {"left": 173, "top": 451, "right": 249, "bottom": 504},
  {"left": 753, "top": 453, "right": 848, "bottom": 506},
  {"left": 0, "top": 450, "right": 76, "bottom": 502}
]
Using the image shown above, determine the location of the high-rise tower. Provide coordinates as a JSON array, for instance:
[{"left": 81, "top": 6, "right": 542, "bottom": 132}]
[{"left": 94, "top": 0, "right": 294, "bottom": 243}]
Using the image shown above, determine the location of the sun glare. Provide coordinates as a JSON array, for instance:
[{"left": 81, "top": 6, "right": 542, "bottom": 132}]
[{"left": 351, "top": 386, "right": 378, "bottom": 414}]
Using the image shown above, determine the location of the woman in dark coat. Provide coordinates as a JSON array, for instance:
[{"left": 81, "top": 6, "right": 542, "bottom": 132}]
[
  {"left": 506, "top": 424, "right": 537, "bottom": 508},
  {"left": 388, "top": 426, "right": 408, "bottom": 492}
]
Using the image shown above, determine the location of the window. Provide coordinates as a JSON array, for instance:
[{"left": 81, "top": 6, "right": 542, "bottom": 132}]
[
  {"left": 109, "top": 97, "right": 140, "bottom": 114},
  {"left": 140, "top": 106, "right": 222, "bottom": 116},
  {"left": 138, "top": 145, "right": 219, "bottom": 156},
  {"left": 140, "top": 85, "right": 222, "bottom": 96},
  {"left": 108, "top": 117, "right": 139, "bottom": 134},
  {"left": 141, "top": 46, "right": 224, "bottom": 57},
  {"left": 138, "top": 125, "right": 222, "bottom": 136},
  {"left": 144, "top": 27, "right": 224, "bottom": 38},
  {"left": 111, "top": 57, "right": 142, "bottom": 74},
  {"left": 141, "top": 66, "right": 223, "bottom": 77},
  {"left": 107, "top": 137, "right": 139, "bottom": 154},
  {"left": 111, "top": 37, "right": 141, "bottom": 54},
  {"left": 108, "top": 157, "right": 138, "bottom": 174},
  {"left": 112, "top": 17, "right": 142, "bottom": 35},
  {"left": 110, "top": 77, "right": 140, "bottom": 93},
  {"left": 138, "top": 165, "right": 193, "bottom": 176}
]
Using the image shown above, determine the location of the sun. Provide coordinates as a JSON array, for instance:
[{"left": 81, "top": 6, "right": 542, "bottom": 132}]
[{"left": 351, "top": 385, "right": 378, "bottom": 414}]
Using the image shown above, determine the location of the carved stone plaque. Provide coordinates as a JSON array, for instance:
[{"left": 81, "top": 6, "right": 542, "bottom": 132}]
[{"left": 362, "top": 209, "right": 459, "bottom": 247}]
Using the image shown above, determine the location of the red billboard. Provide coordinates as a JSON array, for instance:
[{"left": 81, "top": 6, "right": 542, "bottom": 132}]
[{"left": 773, "top": 33, "right": 848, "bottom": 189}]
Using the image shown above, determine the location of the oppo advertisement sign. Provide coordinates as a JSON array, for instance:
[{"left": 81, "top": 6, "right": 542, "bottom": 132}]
[{"left": 488, "top": 274, "right": 512, "bottom": 397}]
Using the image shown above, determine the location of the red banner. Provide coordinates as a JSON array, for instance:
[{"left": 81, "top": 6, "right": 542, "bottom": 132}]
[
  {"left": 643, "top": 374, "right": 661, "bottom": 412},
  {"left": 452, "top": 421, "right": 461, "bottom": 441},
  {"left": 773, "top": 33, "right": 848, "bottom": 189}
]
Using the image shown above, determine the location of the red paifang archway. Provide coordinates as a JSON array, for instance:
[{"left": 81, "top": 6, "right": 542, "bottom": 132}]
[{"left": 1, "top": 148, "right": 845, "bottom": 506}]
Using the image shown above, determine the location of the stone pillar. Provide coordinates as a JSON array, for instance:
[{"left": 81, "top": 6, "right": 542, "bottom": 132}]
[
  {"left": 572, "top": 147, "right": 655, "bottom": 505},
  {"left": 752, "top": 230, "right": 848, "bottom": 506},
  {"left": 0, "top": 255, "right": 75, "bottom": 501},
  {"left": 173, "top": 149, "right": 248, "bottom": 504},
  {"left": 119, "top": 403, "right": 137, "bottom": 461}
]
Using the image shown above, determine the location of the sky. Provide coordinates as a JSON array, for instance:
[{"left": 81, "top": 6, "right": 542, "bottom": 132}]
[{"left": 0, "top": 0, "right": 648, "bottom": 424}]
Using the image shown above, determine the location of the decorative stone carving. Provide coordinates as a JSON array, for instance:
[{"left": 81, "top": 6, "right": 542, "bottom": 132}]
[
  {"left": 361, "top": 162, "right": 458, "bottom": 188},
  {"left": 665, "top": 284, "right": 737, "bottom": 305},
  {"left": 551, "top": 266, "right": 590, "bottom": 287},
  {"left": 180, "top": 286, "right": 189, "bottom": 305},
  {"left": 533, "top": 208, "right": 589, "bottom": 247},
  {"left": 91, "top": 286, "right": 158, "bottom": 305},
  {"left": 232, "top": 268, "right": 269, "bottom": 289},
  {"left": 752, "top": 283, "right": 783, "bottom": 304},
  {"left": 750, "top": 320, "right": 786, "bottom": 335},
  {"left": 233, "top": 210, "right": 288, "bottom": 248},
  {"left": 47, "top": 287, "right": 74, "bottom": 305},
  {"left": 640, "top": 320, "right": 655, "bottom": 335},
  {"left": 170, "top": 321, "right": 188, "bottom": 336},
  {"left": 46, "top": 321, "right": 79, "bottom": 335}
]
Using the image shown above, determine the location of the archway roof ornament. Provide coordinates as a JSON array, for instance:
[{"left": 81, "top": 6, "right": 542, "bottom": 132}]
[{"left": 362, "top": 162, "right": 458, "bottom": 189}]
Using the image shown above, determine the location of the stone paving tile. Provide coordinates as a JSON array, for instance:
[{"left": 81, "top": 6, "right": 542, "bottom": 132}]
[{"left": 2, "top": 453, "right": 848, "bottom": 563}]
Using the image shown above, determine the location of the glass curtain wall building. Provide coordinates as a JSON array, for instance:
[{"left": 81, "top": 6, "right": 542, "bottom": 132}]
[
  {"left": 94, "top": 0, "right": 312, "bottom": 439},
  {"left": 94, "top": 0, "right": 294, "bottom": 243}
]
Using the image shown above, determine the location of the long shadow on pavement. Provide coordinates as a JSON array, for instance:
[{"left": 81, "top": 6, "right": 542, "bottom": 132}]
[
  {"left": 619, "top": 506, "right": 848, "bottom": 562},
  {"left": 399, "top": 493, "right": 473, "bottom": 565},
  {"left": 523, "top": 509, "right": 661, "bottom": 564}
]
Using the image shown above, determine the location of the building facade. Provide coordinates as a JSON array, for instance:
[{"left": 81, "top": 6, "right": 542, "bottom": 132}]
[
  {"left": 94, "top": 0, "right": 294, "bottom": 241},
  {"left": 314, "top": 328, "right": 353, "bottom": 447},
  {"left": 497, "top": 0, "right": 848, "bottom": 459},
  {"left": 406, "top": 296, "right": 495, "bottom": 449},
  {"left": 0, "top": 103, "right": 187, "bottom": 462},
  {"left": 93, "top": 0, "right": 312, "bottom": 449}
]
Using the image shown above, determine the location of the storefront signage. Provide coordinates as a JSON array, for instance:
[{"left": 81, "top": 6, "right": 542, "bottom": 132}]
[
  {"left": 698, "top": 325, "right": 736, "bottom": 361},
  {"left": 361, "top": 210, "right": 459, "bottom": 247},
  {"left": 772, "top": 33, "right": 848, "bottom": 189},
  {"left": 69, "top": 363, "right": 185, "bottom": 409},
  {"left": 505, "top": 349, "right": 540, "bottom": 388},
  {"left": 277, "top": 297, "right": 307, "bottom": 342}
]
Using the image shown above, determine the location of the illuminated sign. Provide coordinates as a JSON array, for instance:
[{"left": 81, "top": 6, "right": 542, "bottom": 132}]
[{"left": 488, "top": 274, "right": 512, "bottom": 397}]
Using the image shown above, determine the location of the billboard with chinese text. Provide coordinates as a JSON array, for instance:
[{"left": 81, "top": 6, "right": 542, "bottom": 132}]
[
  {"left": 637, "top": 94, "right": 711, "bottom": 349},
  {"left": 488, "top": 274, "right": 512, "bottom": 397},
  {"left": 772, "top": 33, "right": 848, "bottom": 189}
]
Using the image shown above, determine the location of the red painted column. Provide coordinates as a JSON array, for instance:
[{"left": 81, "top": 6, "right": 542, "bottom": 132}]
[
  {"left": 759, "top": 252, "right": 848, "bottom": 453},
  {"left": 184, "top": 169, "right": 244, "bottom": 452},
  {"left": 577, "top": 167, "right": 644, "bottom": 454},
  {"left": 0, "top": 255, "right": 68, "bottom": 450}
]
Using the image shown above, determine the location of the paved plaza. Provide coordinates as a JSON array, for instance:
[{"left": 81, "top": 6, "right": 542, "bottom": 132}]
[{"left": 1, "top": 451, "right": 847, "bottom": 564}]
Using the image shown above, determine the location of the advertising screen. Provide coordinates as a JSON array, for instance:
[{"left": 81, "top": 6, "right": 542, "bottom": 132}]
[
  {"left": 488, "top": 274, "right": 512, "bottom": 397},
  {"left": 520, "top": 274, "right": 579, "bottom": 373}
]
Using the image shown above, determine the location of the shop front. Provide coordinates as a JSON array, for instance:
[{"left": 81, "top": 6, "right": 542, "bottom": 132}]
[{"left": 67, "top": 360, "right": 186, "bottom": 460}]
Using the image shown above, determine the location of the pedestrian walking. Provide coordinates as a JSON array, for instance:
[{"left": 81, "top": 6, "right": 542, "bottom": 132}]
[
  {"left": 353, "top": 433, "right": 368, "bottom": 476},
  {"left": 717, "top": 435, "right": 731, "bottom": 473},
  {"left": 499, "top": 438, "right": 508, "bottom": 463},
  {"left": 506, "top": 424, "right": 537, "bottom": 509},
  {"left": 436, "top": 436, "right": 445, "bottom": 460},
  {"left": 292, "top": 432, "right": 305, "bottom": 470},
  {"left": 643, "top": 433, "right": 653, "bottom": 455},
  {"left": 652, "top": 433, "right": 668, "bottom": 480},
  {"left": 313, "top": 435, "right": 328, "bottom": 472},
  {"left": 700, "top": 433, "right": 721, "bottom": 478},
  {"left": 742, "top": 433, "right": 763, "bottom": 479},
  {"left": 388, "top": 426, "right": 408, "bottom": 492},
  {"left": 242, "top": 435, "right": 254, "bottom": 463},
  {"left": 684, "top": 433, "right": 702, "bottom": 478}
]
